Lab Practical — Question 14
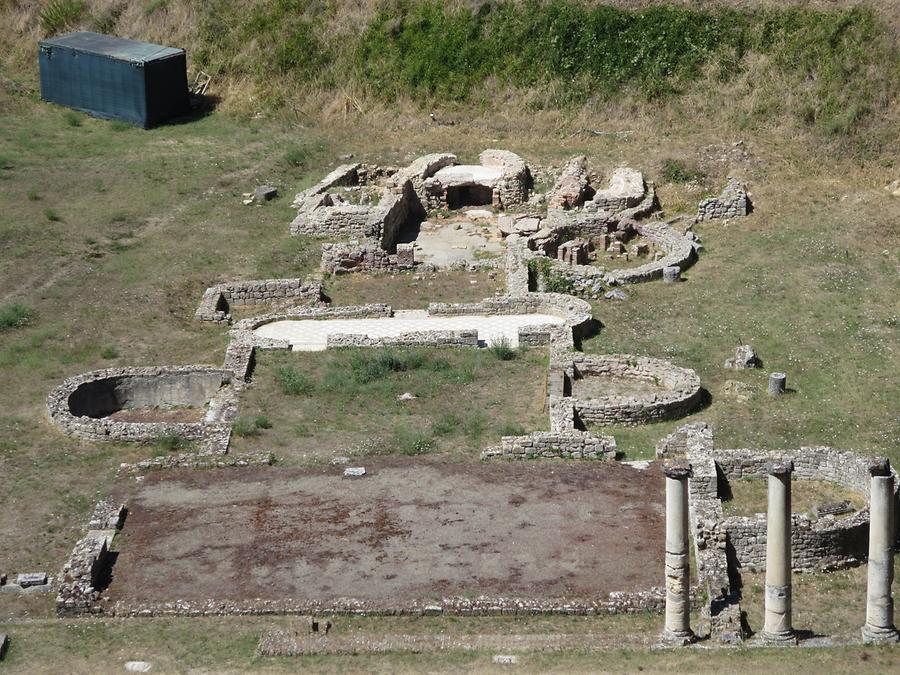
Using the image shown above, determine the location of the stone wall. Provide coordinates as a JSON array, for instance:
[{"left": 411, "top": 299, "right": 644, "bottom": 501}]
[
  {"left": 706, "top": 446, "right": 899, "bottom": 572},
  {"left": 56, "top": 499, "right": 125, "bottom": 616},
  {"left": 195, "top": 278, "right": 323, "bottom": 324},
  {"left": 320, "top": 240, "right": 415, "bottom": 275},
  {"left": 564, "top": 354, "right": 702, "bottom": 426},
  {"left": 546, "top": 156, "right": 590, "bottom": 210},
  {"left": 481, "top": 430, "right": 616, "bottom": 460},
  {"left": 291, "top": 163, "right": 362, "bottom": 210},
  {"left": 480, "top": 149, "right": 530, "bottom": 208},
  {"left": 326, "top": 330, "right": 479, "bottom": 349},
  {"left": 697, "top": 177, "right": 749, "bottom": 221}
]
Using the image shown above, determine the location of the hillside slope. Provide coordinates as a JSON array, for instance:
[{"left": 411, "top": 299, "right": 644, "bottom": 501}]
[{"left": 2, "top": 0, "right": 899, "bottom": 156}]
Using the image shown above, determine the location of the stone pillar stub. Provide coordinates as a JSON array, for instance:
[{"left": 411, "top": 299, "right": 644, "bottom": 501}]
[
  {"left": 862, "top": 457, "right": 900, "bottom": 644},
  {"left": 761, "top": 459, "right": 798, "bottom": 645},
  {"left": 661, "top": 461, "right": 694, "bottom": 646}
]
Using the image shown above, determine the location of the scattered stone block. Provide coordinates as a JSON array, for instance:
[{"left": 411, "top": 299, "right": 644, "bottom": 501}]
[
  {"left": 343, "top": 467, "right": 366, "bottom": 478},
  {"left": 124, "top": 662, "right": 152, "bottom": 672},
  {"left": 606, "top": 241, "right": 625, "bottom": 255},
  {"left": 465, "top": 209, "right": 493, "bottom": 219},
  {"left": 662, "top": 266, "right": 680, "bottom": 283},
  {"left": 242, "top": 185, "right": 278, "bottom": 205},
  {"left": 330, "top": 456, "right": 350, "bottom": 465},
  {"left": 724, "top": 344, "right": 762, "bottom": 370},
  {"left": 397, "top": 392, "right": 417, "bottom": 401},
  {"left": 492, "top": 655, "right": 518, "bottom": 665},
  {"left": 514, "top": 217, "right": 541, "bottom": 233},
  {"left": 604, "top": 289, "right": 628, "bottom": 302},
  {"left": 395, "top": 242, "right": 415, "bottom": 268},
  {"left": 16, "top": 572, "right": 47, "bottom": 588},
  {"left": 814, "top": 500, "right": 853, "bottom": 518}
]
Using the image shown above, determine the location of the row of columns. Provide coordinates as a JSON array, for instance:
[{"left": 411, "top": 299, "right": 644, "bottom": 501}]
[{"left": 661, "top": 458, "right": 899, "bottom": 645}]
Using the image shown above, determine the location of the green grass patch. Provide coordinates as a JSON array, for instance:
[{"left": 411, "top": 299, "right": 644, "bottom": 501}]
[{"left": 39, "top": 0, "right": 86, "bottom": 35}]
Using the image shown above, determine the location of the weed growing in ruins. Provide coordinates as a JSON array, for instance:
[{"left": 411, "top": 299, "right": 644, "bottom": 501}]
[
  {"left": 232, "top": 417, "right": 261, "bottom": 437},
  {"left": 0, "top": 304, "right": 35, "bottom": 331},
  {"left": 156, "top": 432, "right": 192, "bottom": 452},
  {"left": 488, "top": 337, "right": 517, "bottom": 361},
  {"left": 499, "top": 422, "right": 526, "bottom": 437},
  {"left": 275, "top": 365, "right": 313, "bottom": 396},
  {"left": 44, "top": 208, "right": 60, "bottom": 222},
  {"left": 27, "top": 189, "right": 39, "bottom": 201},
  {"left": 253, "top": 415, "right": 272, "bottom": 429},
  {"left": 661, "top": 159, "right": 705, "bottom": 184},
  {"left": 348, "top": 348, "right": 449, "bottom": 384}
]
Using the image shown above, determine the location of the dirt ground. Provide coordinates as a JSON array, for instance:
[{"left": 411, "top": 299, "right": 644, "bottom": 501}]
[{"left": 107, "top": 459, "right": 665, "bottom": 606}]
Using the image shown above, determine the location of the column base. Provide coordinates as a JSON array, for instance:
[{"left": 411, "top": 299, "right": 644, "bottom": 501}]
[
  {"left": 862, "top": 624, "right": 900, "bottom": 644},
  {"left": 758, "top": 630, "right": 798, "bottom": 646},
  {"left": 660, "top": 629, "right": 695, "bottom": 647}
]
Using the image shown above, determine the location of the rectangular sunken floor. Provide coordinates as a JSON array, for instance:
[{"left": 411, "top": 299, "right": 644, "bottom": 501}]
[{"left": 106, "top": 459, "right": 665, "bottom": 610}]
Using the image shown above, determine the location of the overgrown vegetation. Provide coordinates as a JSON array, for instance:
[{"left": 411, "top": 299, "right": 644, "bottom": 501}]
[
  {"left": 0, "top": 304, "right": 35, "bottom": 331},
  {"left": 661, "top": 158, "right": 705, "bottom": 184},
  {"left": 275, "top": 364, "right": 313, "bottom": 396},
  {"left": 156, "top": 432, "right": 192, "bottom": 452},
  {"left": 39, "top": 0, "right": 86, "bottom": 35},
  {"left": 488, "top": 337, "right": 517, "bottom": 361}
]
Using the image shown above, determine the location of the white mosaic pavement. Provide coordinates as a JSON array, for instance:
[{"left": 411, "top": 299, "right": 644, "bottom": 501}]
[{"left": 253, "top": 310, "right": 566, "bottom": 351}]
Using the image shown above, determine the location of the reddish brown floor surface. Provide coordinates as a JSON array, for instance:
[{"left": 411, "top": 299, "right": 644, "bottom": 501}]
[{"left": 107, "top": 459, "right": 665, "bottom": 605}]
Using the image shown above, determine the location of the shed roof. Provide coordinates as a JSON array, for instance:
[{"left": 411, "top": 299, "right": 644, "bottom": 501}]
[{"left": 39, "top": 32, "right": 183, "bottom": 64}]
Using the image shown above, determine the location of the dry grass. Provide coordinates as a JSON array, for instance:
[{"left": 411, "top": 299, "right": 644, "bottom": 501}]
[{"left": 723, "top": 478, "right": 867, "bottom": 518}]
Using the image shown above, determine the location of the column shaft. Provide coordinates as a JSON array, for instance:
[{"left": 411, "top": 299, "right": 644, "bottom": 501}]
[
  {"left": 762, "top": 462, "right": 796, "bottom": 643},
  {"left": 863, "top": 461, "right": 899, "bottom": 643},
  {"left": 662, "top": 463, "right": 693, "bottom": 645}
]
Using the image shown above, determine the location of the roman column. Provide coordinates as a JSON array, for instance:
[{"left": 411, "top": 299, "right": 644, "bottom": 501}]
[
  {"left": 761, "top": 460, "right": 797, "bottom": 644},
  {"left": 662, "top": 462, "right": 694, "bottom": 645},
  {"left": 862, "top": 457, "right": 899, "bottom": 643}
]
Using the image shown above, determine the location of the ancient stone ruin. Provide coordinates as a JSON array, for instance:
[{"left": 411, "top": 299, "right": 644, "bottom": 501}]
[{"left": 697, "top": 177, "right": 750, "bottom": 221}]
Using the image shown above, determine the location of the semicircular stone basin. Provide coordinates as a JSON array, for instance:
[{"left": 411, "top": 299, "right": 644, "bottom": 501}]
[
  {"left": 253, "top": 309, "right": 566, "bottom": 351},
  {"left": 48, "top": 366, "right": 229, "bottom": 443},
  {"left": 67, "top": 371, "right": 225, "bottom": 420}
]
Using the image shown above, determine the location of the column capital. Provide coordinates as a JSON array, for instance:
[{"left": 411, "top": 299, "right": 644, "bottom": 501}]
[
  {"left": 664, "top": 462, "right": 693, "bottom": 480},
  {"left": 868, "top": 457, "right": 891, "bottom": 477},
  {"left": 767, "top": 459, "right": 793, "bottom": 476}
]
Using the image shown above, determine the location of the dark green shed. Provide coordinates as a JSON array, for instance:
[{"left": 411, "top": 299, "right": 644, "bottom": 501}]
[{"left": 38, "top": 32, "right": 190, "bottom": 129}]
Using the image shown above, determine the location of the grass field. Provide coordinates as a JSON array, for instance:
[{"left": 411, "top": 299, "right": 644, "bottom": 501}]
[{"left": 1, "top": 16, "right": 899, "bottom": 667}]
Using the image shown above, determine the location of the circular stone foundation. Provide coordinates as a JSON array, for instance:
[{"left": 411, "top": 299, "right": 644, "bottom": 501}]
[
  {"left": 568, "top": 354, "right": 702, "bottom": 426},
  {"left": 48, "top": 366, "right": 230, "bottom": 443}
]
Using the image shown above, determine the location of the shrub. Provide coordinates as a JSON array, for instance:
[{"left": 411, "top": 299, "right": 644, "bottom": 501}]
[
  {"left": 499, "top": 422, "right": 526, "bottom": 436},
  {"left": 100, "top": 346, "right": 119, "bottom": 359},
  {"left": 253, "top": 414, "right": 272, "bottom": 429},
  {"left": 40, "top": 0, "right": 87, "bottom": 35},
  {"left": 488, "top": 337, "right": 516, "bottom": 361},
  {"left": 275, "top": 365, "right": 313, "bottom": 396},
  {"left": 392, "top": 427, "right": 435, "bottom": 455},
  {"left": 0, "top": 155, "right": 12, "bottom": 171},
  {"left": 156, "top": 432, "right": 191, "bottom": 452},
  {"left": 27, "top": 189, "right": 39, "bottom": 201},
  {"left": 232, "top": 417, "right": 260, "bottom": 437},
  {"left": 44, "top": 208, "right": 60, "bottom": 222},
  {"left": 349, "top": 349, "right": 430, "bottom": 383},
  {"left": 64, "top": 111, "right": 82, "bottom": 127},
  {"left": 0, "top": 304, "right": 35, "bottom": 330},
  {"left": 431, "top": 412, "right": 461, "bottom": 437},
  {"left": 284, "top": 146, "right": 308, "bottom": 168},
  {"left": 661, "top": 158, "right": 705, "bottom": 184}
]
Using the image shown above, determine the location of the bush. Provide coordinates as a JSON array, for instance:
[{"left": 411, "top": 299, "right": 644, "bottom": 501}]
[
  {"left": 156, "top": 432, "right": 191, "bottom": 452},
  {"left": 431, "top": 412, "right": 461, "bottom": 437},
  {"left": 232, "top": 417, "right": 260, "bottom": 437},
  {"left": 100, "top": 346, "right": 119, "bottom": 359},
  {"left": 499, "top": 422, "right": 526, "bottom": 437},
  {"left": 64, "top": 111, "right": 82, "bottom": 127},
  {"left": 44, "top": 208, "right": 60, "bottom": 222},
  {"left": 392, "top": 427, "right": 435, "bottom": 456},
  {"left": 40, "top": 0, "right": 87, "bottom": 35},
  {"left": 349, "top": 348, "right": 434, "bottom": 383},
  {"left": 488, "top": 337, "right": 516, "bottom": 361},
  {"left": 253, "top": 415, "right": 272, "bottom": 429},
  {"left": 27, "top": 189, "right": 39, "bottom": 201},
  {"left": 0, "top": 304, "right": 35, "bottom": 330},
  {"left": 661, "top": 158, "right": 705, "bottom": 184},
  {"left": 275, "top": 365, "right": 313, "bottom": 396}
]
